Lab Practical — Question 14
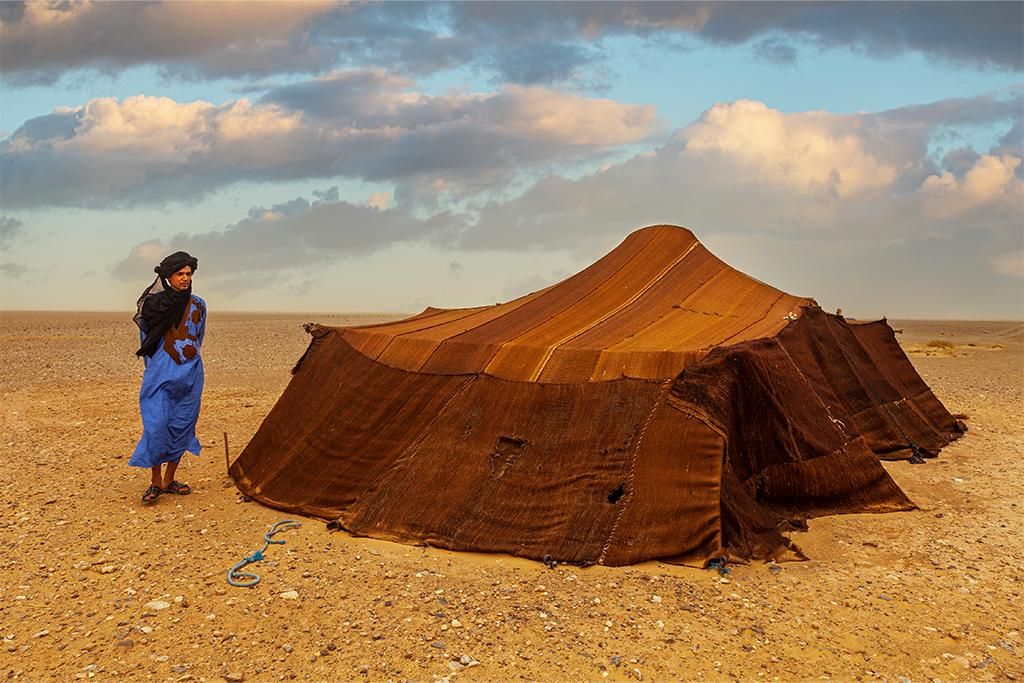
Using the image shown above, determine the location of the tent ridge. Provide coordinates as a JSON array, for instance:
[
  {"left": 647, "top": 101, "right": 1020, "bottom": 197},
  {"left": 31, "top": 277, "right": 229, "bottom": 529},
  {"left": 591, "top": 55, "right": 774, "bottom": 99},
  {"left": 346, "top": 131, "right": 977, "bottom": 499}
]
[
  {"left": 528, "top": 240, "right": 703, "bottom": 382},
  {"left": 480, "top": 227, "right": 664, "bottom": 377}
]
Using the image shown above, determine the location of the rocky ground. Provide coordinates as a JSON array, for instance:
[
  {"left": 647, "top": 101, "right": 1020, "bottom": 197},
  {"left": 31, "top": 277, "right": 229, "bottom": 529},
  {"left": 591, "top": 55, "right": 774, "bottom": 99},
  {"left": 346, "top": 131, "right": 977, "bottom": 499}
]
[{"left": 0, "top": 312, "right": 1021, "bottom": 682}]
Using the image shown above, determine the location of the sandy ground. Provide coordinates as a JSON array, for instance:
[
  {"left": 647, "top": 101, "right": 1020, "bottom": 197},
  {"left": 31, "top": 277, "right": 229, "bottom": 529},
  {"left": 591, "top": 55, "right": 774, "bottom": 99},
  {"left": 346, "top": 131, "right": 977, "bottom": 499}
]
[{"left": 1, "top": 311, "right": 1021, "bottom": 683}]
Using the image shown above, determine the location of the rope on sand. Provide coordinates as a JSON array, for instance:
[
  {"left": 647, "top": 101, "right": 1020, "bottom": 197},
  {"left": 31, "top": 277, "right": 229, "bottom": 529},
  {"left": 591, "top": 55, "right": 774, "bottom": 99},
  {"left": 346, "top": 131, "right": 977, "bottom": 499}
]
[{"left": 227, "top": 519, "right": 301, "bottom": 588}]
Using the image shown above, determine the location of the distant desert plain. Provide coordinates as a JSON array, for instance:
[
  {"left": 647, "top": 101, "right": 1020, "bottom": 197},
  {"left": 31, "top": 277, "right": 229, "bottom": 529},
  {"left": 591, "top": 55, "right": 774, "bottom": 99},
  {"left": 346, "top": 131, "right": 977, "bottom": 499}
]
[{"left": 1, "top": 312, "right": 1021, "bottom": 682}]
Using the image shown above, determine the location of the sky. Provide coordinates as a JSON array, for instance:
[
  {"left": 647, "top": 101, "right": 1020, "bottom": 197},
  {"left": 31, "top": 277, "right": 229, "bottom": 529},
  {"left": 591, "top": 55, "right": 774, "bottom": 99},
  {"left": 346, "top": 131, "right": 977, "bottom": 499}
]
[{"left": 0, "top": 1, "right": 1022, "bottom": 319}]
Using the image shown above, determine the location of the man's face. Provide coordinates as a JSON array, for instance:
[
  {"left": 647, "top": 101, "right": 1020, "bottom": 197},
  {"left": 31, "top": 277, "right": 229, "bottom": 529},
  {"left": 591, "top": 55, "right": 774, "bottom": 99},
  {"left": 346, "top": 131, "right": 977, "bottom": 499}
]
[{"left": 168, "top": 266, "right": 193, "bottom": 292}]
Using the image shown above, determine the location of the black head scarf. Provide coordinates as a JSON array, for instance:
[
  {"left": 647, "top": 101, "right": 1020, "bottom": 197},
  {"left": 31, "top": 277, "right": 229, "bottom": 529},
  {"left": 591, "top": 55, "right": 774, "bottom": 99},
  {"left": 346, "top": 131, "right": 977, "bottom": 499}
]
[{"left": 134, "top": 251, "right": 199, "bottom": 358}]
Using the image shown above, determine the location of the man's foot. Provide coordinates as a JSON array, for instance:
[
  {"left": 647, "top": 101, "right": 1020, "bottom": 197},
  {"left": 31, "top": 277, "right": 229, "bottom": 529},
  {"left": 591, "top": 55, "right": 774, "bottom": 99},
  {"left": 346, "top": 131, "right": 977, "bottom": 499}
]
[
  {"left": 162, "top": 480, "right": 191, "bottom": 495},
  {"left": 142, "top": 485, "right": 162, "bottom": 504}
]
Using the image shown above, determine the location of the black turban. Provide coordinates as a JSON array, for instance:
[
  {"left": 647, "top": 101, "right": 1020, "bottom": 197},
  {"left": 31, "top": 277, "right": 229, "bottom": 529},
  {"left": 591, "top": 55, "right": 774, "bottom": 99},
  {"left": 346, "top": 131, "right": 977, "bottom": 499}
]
[
  {"left": 155, "top": 251, "right": 199, "bottom": 278},
  {"left": 134, "top": 251, "right": 199, "bottom": 358}
]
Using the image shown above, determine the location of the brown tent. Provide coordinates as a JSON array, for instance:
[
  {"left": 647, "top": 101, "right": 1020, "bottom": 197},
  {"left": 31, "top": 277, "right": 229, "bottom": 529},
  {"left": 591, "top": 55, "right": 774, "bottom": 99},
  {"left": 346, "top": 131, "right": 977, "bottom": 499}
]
[{"left": 231, "top": 225, "right": 963, "bottom": 565}]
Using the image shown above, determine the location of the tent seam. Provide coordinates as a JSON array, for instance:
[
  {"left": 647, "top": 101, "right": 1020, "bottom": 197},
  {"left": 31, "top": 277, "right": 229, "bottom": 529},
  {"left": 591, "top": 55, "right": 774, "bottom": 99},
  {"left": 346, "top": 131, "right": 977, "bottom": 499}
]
[
  {"left": 714, "top": 291, "right": 789, "bottom": 348},
  {"left": 773, "top": 338, "right": 850, "bottom": 441},
  {"left": 597, "top": 380, "right": 671, "bottom": 565},
  {"left": 481, "top": 228, "right": 662, "bottom": 376},
  {"left": 531, "top": 241, "right": 701, "bottom": 381}
]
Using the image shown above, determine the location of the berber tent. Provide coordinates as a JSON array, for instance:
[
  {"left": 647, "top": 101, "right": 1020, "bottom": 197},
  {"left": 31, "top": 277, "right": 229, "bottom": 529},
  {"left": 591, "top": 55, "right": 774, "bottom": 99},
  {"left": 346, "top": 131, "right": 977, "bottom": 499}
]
[{"left": 230, "top": 225, "right": 963, "bottom": 565}]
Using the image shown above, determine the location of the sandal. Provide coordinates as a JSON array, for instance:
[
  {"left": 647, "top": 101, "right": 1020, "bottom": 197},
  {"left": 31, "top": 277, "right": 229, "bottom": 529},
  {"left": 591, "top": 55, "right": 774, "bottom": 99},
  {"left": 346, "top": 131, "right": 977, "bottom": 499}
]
[
  {"left": 162, "top": 480, "right": 192, "bottom": 495},
  {"left": 141, "top": 485, "right": 162, "bottom": 504}
]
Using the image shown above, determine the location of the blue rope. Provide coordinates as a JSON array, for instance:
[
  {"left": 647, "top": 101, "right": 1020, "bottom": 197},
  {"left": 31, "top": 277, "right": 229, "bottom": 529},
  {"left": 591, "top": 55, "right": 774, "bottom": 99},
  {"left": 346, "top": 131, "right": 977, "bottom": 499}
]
[{"left": 227, "top": 519, "right": 301, "bottom": 588}]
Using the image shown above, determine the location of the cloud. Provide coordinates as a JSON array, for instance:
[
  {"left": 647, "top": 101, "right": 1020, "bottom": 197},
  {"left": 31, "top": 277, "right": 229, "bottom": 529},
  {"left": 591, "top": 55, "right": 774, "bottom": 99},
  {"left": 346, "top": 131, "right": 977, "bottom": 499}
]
[
  {"left": 751, "top": 37, "right": 798, "bottom": 65},
  {"left": 992, "top": 250, "right": 1024, "bottom": 278},
  {"left": 2, "top": 2, "right": 1018, "bottom": 86},
  {"left": 0, "top": 262, "right": 28, "bottom": 278},
  {"left": 110, "top": 190, "right": 465, "bottom": 292},
  {"left": 681, "top": 99, "right": 900, "bottom": 198},
  {"left": 367, "top": 192, "right": 392, "bottom": 210},
  {"left": 454, "top": 95, "right": 1023, "bottom": 251},
  {"left": 0, "top": 264, "right": 27, "bottom": 282},
  {"left": 0, "top": 0, "right": 337, "bottom": 84},
  {"left": 1, "top": 78, "right": 656, "bottom": 209},
  {"left": 0, "top": 215, "right": 25, "bottom": 246},
  {"left": 106, "top": 94, "right": 1022, "bottom": 300},
  {"left": 920, "top": 155, "right": 1023, "bottom": 219},
  {"left": 691, "top": 2, "right": 1023, "bottom": 71}
]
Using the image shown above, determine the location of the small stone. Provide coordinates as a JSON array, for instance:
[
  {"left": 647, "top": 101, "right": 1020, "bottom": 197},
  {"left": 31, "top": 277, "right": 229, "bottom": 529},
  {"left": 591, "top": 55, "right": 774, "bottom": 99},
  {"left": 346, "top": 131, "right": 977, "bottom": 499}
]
[
  {"left": 651, "top": 595, "right": 662, "bottom": 604},
  {"left": 448, "top": 661, "right": 463, "bottom": 672},
  {"left": 145, "top": 600, "right": 171, "bottom": 611},
  {"left": 459, "top": 655, "right": 474, "bottom": 666},
  {"left": 592, "top": 597, "right": 602, "bottom": 605},
  {"left": 33, "top": 630, "right": 49, "bottom": 639},
  {"left": 356, "top": 665, "right": 369, "bottom": 674},
  {"left": 431, "top": 641, "right": 446, "bottom": 649},
  {"left": 140, "top": 626, "right": 153, "bottom": 634},
  {"left": 278, "top": 591, "right": 299, "bottom": 600},
  {"left": 282, "top": 644, "right": 293, "bottom": 654},
  {"left": 224, "top": 673, "right": 244, "bottom": 683},
  {"left": 100, "top": 566, "right": 116, "bottom": 574},
  {"left": 451, "top": 619, "right": 462, "bottom": 628}
]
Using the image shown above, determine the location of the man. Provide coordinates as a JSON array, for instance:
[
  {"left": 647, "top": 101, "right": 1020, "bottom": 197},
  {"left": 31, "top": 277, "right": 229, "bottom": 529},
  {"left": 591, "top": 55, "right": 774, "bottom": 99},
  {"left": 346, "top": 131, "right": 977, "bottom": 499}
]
[{"left": 130, "top": 251, "right": 206, "bottom": 504}]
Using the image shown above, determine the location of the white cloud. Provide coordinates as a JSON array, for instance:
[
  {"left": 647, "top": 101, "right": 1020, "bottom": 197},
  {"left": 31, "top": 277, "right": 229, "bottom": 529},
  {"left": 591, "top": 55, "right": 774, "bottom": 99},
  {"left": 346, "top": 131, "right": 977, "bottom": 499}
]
[
  {"left": 93, "top": 93, "right": 1020, "bottom": 318},
  {"left": 367, "top": 192, "right": 392, "bottom": 210},
  {"left": 919, "top": 154, "right": 1023, "bottom": 219},
  {"left": 682, "top": 100, "right": 898, "bottom": 198},
  {"left": 1, "top": 79, "right": 656, "bottom": 209},
  {"left": 458, "top": 97, "right": 1022, "bottom": 250},
  {"left": 484, "top": 86, "right": 657, "bottom": 145}
]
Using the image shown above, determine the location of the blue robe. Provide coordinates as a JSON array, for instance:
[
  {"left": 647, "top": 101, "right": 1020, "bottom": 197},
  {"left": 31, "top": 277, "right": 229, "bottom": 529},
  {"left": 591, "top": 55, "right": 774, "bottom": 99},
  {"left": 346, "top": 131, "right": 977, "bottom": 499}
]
[{"left": 129, "top": 295, "right": 206, "bottom": 467}]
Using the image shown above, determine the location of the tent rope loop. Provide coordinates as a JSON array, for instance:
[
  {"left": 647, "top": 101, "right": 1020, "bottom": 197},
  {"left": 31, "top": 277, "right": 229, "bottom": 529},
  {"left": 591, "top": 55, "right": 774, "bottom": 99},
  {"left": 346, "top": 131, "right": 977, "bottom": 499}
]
[{"left": 227, "top": 519, "right": 301, "bottom": 588}]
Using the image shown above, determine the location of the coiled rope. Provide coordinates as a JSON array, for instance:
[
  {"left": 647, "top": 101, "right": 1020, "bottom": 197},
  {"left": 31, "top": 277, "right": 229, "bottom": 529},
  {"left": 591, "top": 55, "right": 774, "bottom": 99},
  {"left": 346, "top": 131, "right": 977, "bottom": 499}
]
[{"left": 227, "top": 519, "right": 301, "bottom": 588}]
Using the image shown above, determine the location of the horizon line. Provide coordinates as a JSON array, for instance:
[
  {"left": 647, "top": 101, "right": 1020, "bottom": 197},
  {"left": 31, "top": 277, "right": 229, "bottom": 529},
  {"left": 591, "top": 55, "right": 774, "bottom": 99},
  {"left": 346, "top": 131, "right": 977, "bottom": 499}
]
[{"left": 1, "top": 309, "right": 1022, "bottom": 324}]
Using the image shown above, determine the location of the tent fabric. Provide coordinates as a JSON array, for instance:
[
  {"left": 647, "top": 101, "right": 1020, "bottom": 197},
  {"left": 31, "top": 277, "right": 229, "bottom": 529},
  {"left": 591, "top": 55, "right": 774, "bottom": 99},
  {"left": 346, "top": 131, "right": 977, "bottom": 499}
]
[
  {"left": 231, "top": 225, "right": 963, "bottom": 565},
  {"left": 339, "top": 226, "right": 812, "bottom": 382}
]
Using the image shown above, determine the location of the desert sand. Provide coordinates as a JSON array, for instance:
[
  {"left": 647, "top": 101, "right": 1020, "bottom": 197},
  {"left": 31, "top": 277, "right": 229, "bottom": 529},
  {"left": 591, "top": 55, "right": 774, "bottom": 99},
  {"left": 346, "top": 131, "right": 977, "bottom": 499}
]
[{"left": 1, "top": 311, "right": 1021, "bottom": 682}]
